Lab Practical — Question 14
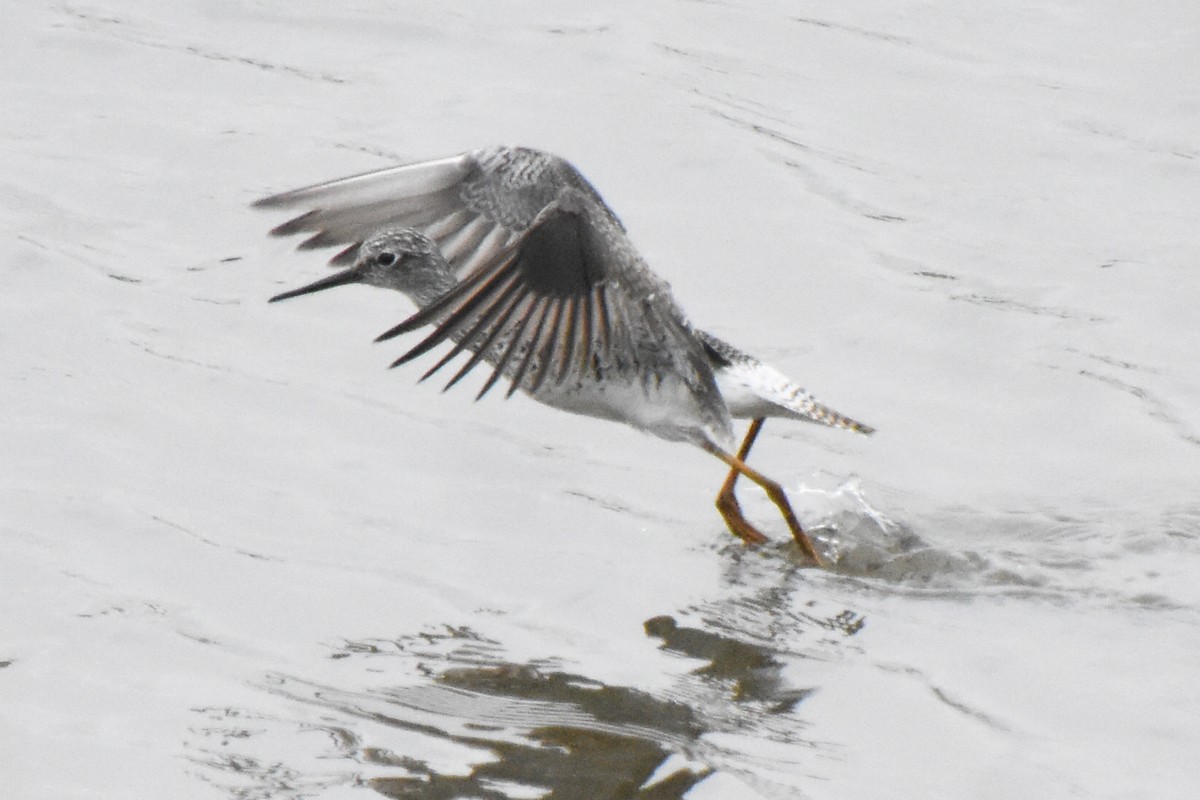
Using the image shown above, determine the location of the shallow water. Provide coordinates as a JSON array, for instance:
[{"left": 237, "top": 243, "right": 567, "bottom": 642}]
[{"left": 3, "top": 2, "right": 1199, "bottom": 798}]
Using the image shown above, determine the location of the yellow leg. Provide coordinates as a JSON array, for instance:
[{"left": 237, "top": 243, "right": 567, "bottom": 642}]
[
  {"left": 714, "top": 419, "right": 768, "bottom": 545},
  {"left": 704, "top": 428, "right": 825, "bottom": 567}
]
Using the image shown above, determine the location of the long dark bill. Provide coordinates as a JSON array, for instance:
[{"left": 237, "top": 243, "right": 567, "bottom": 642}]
[{"left": 269, "top": 268, "right": 362, "bottom": 303}]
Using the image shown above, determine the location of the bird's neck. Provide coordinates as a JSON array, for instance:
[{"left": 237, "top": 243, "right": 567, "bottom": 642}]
[{"left": 400, "top": 256, "right": 459, "bottom": 308}]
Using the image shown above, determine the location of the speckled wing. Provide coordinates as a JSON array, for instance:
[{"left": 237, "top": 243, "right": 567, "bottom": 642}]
[
  {"left": 373, "top": 194, "right": 717, "bottom": 405},
  {"left": 253, "top": 146, "right": 623, "bottom": 277}
]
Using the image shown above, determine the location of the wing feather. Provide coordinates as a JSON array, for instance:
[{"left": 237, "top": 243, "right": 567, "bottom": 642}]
[
  {"left": 517, "top": 292, "right": 567, "bottom": 398},
  {"left": 253, "top": 155, "right": 472, "bottom": 211},
  {"left": 438, "top": 284, "right": 532, "bottom": 391},
  {"left": 257, "top": 147, "right": 720, "bottom": 421},
  {"left": 370, "top": 199, "right": 709, "bottom": 401},
  {"left": 416, "top": 274, "right": 525, "bottom": 384},
  {"left": 254, "top": 147, "right": 592, "bottom": 276}
]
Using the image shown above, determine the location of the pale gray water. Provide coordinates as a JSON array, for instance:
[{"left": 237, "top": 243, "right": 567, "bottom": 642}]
[{"left": 2, "top": 2, "right": 1199, "bottom": 798}]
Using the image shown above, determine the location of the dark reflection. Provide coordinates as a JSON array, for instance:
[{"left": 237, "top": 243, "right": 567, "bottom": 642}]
[
  {"left": 190, "top": 599, "right": 865, "bottom": 798},
  {"left": 644, "top": 615, "right": 811, "bottom": 711},
  {"left": 368, "top": 665, "right": 710, "bottom": 799},
  {"left": 247, "top": 651, "right": 713, "bottom": 799},
  {"left": 372, "top": 737, "right": 705, "bottom": 799},
  {"left": 440, "top": 664, "right": 699, "bottom": 737}
]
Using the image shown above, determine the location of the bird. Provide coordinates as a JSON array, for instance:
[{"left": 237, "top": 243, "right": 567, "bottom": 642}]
[{"left": 253, "top": 146, "right": 872, "bottom": 566}]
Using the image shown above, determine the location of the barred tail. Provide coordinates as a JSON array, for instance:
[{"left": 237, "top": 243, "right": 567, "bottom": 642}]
[
  {"left": 792, "top": 389, "right": 875, "bottom": 435},
  {"left": 697, "top": 329, "right": 874, "bottom": 435}
]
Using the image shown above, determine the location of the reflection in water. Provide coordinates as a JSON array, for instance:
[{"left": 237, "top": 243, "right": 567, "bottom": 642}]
[
  {"left": 184, "top": 487, "right": 1160, "bottom": 798},
  {"left": 189, "top": 485, "right": 1062, "bottom": 799},
  {"left": 366, "top": 664, "right": 710, "bottom": 799},
  {"left": 188, "top": 604, "right": 864, "bottom": 799},
  {"left": 645, "top": 615, "right": 812, "bottom": 711}
]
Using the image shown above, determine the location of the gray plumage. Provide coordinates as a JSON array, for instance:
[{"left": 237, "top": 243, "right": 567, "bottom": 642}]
[
  {"left": 255, "top": 145, "right": 871, "bottom": 562},
  {"left": 256, "top": 146, "right": 870, "bottom": 449}
]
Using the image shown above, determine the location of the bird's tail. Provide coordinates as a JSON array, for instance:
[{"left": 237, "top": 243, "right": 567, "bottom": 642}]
[
  {"left": 698, "top": 329, "right": 875, "bottom": 435},
  {"left": 788, "top": 388, "right": 875, "bottom": 435}
]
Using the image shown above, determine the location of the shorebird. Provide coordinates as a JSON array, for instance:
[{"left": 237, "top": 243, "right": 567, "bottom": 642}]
[{"left": 254, "top": 146, "right": 871, "bottom": 566}]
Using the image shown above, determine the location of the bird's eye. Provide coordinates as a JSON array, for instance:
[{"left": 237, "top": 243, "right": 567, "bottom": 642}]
[{"left": 375, "top": 251, "right": 397, "bottom": 267}]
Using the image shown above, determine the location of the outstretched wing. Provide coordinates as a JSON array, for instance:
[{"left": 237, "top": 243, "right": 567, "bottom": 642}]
[
  {"left": 253, "top": 146, "right": 623, "bottom": 276},
  {"left": 374, "top": 195, "right": 711, "bottom": 403},
  {"left": 255, "top": 146, "right": 724, "bottom": 437}
]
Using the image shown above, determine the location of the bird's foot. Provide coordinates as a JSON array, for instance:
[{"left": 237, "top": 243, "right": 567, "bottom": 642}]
[
  {"left": 715, "top": 494, "right": 770, "bottom": 546},
  {"left": 787, "top": 526, "right": 826, "bottom": 568}
]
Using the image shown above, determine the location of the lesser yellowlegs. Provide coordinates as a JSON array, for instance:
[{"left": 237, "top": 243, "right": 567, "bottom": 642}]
[{"left": 255, "top": 147, "right": 872, "bottom": 565}]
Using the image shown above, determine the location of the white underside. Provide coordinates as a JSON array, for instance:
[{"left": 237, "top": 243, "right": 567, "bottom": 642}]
[{"left": 533, "top": 376, "right": 734, "bottom": 450}]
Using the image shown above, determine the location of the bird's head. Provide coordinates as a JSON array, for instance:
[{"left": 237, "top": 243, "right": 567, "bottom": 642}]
[{"left": 269, "top": 228, "right": 445, "bottom": 302}]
